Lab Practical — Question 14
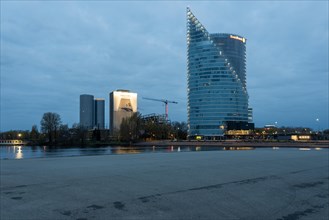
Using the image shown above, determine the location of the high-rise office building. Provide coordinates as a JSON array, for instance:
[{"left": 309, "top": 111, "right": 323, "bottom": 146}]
[
  {"left": 80, "top": 94, "right": 94, "bottom": 129},
  {"left": 109, "top": 90, "right": 137, "bottom": 133},
  {"left": 187, "top": 8, "right": 249, "bottom": 138},
  {"left": 80, "top": 95, "right": 105, "bottom": 129},
  {"left": 95, "top": 98, "right": 105, "bottom": 129}
]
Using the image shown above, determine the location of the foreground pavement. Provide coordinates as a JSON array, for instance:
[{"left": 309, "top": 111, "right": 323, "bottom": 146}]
[{"left": 1, "top": 149, "right": 328, "bottom": 220}]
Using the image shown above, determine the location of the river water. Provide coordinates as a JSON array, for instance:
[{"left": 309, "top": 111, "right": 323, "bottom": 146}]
[{"left": 0, "top": 145, "right": 325, "bottom": 160}]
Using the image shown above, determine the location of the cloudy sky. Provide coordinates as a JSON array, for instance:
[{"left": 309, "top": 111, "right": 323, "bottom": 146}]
[{"left": 1, "top": 1, "right": 328, "bottom": 131}]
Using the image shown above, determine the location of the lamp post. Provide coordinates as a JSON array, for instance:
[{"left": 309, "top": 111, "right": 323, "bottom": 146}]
[{"left": 316, "top": 118, "right": 320, "bottom": 133}]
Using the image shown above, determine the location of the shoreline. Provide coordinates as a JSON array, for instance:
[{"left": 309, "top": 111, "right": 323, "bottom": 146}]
[
  {"left": 133, "top": 140, "right": 329, "bottom": 148},
  {"left": 2, "top": 140, "right": 327, "bottom": 149}
]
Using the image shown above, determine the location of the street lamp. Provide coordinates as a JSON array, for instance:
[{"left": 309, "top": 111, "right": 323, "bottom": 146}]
[{"left": 316, "top": 118, "right": 320, "bottom": 133}]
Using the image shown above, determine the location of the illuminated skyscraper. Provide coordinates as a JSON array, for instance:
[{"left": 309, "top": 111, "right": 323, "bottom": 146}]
[
  {"left": 109, "top": 90, "right": 137, "bottom": 133},
  {"left": 187, "top": 8, "right": 249, "bottom": 138}
]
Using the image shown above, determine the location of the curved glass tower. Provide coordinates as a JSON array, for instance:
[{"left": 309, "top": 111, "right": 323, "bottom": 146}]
[{"left": 187, "top": 8, "right": 249, "bottom": 138}]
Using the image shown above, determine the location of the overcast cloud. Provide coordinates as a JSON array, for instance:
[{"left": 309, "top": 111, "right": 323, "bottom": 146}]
[{"left": 1, "top": 1, "right": 328, "bottom": 131}]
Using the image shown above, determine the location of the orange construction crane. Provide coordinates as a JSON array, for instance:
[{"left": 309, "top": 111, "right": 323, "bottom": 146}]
[{"left": 143, "top": 97, "right": 178, "bottom": 121}]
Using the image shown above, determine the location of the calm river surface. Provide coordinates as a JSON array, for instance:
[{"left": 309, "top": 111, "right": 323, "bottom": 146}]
[{"left": 0, "top": 145, "right": 326, "bottom": 160}]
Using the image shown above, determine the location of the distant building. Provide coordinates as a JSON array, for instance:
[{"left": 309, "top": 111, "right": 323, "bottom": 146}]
[
  {"left": 142, "top": 113, "right": 166, "bottom": 124},
  {"left": 264, "top": 125, "right": 277, "bottom": 129},
  {"left": 80, "top": 95, "right": 105, "bottom": 129},
  {"left": 0, "top": 140, "right": 25, "bottom": 145},
  {"left": 80, "top": 94, "right": 94, "bottom": 129},
  {"left": 187, "top": 8, "right": 250, "bottom": 139},
  {"left": 226, "top": 121, "right": 254, "bottom": 131},
  {"left": 248, "top": 108, "right": 253, "bottom": 123},
  {"left": 109, "top": 90, "right": 137, "bottom": 133},
  {"left": 94, "top": 98, "right": 105, "bottom": 129}
]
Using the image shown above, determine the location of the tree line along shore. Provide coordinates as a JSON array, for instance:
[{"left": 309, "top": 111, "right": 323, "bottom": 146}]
[{"left": 1, "top": 112, "right": 328, "bottom": 147}]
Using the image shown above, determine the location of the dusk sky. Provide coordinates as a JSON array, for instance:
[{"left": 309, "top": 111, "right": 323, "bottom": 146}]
[{"left": 1, "top": 1, "right": 328, "bottom": 131}]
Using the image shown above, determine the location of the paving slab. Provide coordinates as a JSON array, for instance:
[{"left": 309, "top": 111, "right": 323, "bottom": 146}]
[{"left": 1, "top": 149, "right": 328, "bottom": 220}]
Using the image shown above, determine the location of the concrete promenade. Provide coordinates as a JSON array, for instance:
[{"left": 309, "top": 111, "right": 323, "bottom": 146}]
[{"left": 1, "top": 149, "right": 328, "bottom": 220}]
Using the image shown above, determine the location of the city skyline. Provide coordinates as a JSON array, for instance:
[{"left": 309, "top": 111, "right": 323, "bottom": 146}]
[{"left": 1, "top": 1, "right": 328, "bottom": 131}]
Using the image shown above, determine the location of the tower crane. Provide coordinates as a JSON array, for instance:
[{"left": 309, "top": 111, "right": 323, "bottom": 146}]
[{"left": 143, "top": 97, "right": 178, "bottom": 121}]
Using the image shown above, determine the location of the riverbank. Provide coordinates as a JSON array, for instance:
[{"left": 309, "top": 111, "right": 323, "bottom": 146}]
[{"left": 134, "top": 140, "right": 329, "bottom": 148}]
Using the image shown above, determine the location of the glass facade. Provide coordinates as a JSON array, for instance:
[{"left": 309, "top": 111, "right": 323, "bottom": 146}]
[
  {"left": 187, "top": 8, "right": 249, "bottom": 138},
  {"left": 80, "top": 94, "right": 94, "bottom": 129},
  {"left": 80, "top": 95, "right": 105, "bottom": 129},
  {"left": 95, "top": 98, "right": 105, "bottom": 129}
]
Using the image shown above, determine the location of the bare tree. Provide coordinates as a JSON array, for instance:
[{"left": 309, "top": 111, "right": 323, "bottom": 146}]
[
  {"left": 71, "top": 123, "right": 88, "bottom": 146},
  {"left": 119, "top": 112, "right": 142, "bottom": 142},
  {"left": 41, "top": 112, "right": 61, "bottom": 144},
  {"left": 30, "top": 125, "right": 40, "bottom": 144}
]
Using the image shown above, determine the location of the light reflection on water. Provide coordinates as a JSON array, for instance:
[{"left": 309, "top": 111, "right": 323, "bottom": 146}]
[
  {"left": 15, "top": 146, "right": 23, "bottom": 159},
  {"left": 0, "top": 145, "right": 324, "bottom": 160},
  {"left": 4, "top": 145, "right": 24, "bottom": 159}
]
